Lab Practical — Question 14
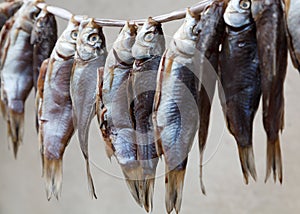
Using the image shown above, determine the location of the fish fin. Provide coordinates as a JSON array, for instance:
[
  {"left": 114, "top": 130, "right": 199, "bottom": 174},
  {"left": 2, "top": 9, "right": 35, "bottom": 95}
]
[
  {"left": 165, "top": 169, "right": 186, "bottom": 214},
  {"left": 265, "top": 138, "right": 283, "bottom": 184},
  {"left": 35, "top": 59, "right": 49, "bottom": 133},
  {"left": 78, "top": 121, "right": 97, "bottom": 199},
  {"left": 7, "top": 110, "right": 24, "bottom": 158},
  {"left": 43, "top": 157, "right": 63, "bottom": 200},
  {"left": 96, "top": 67, "right": 104, "bottom": 120},
  {"left": 0, "top": 32, "right": 11, "bottom": 70},
  {"left": 0, "top": 100, "right": 6, "bottom": 118},
  {"left": 199, "top": 151, "right": 206, "bottom": 195},
  {"left": 85, "top": 160, "right": 97, "bottom": 199},
  {"left": 152, "top": 51, "right": 167, "bottom": 158},
  {"left": 237, "top": 145, "right": 257, "bottom": 184},
  {"left": 198, "top": 85, "right": 215, "bottom": 195}
]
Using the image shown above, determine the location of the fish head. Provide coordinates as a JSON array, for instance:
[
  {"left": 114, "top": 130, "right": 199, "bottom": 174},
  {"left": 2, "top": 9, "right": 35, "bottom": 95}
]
[
  {"left": 112, "top": 21, "right": 138, "bottom": 63},
  {"left": 170, "top": 8, "right": 200, "bottom": 56},
  {"left": 13, "top": 0, "right": 42, "bottom": 33},
  {"left": 224, "top": 0, "right": 252, "bottom": 27},
  {"left": 76, "top": 18, "right": 106, "bottom": 61},
  {"left": 55, "top": 16, "right": 80, "bottom": 59},
  {"left": 30, "top": 7, "right": 57, "bottom": 44},
  {"left": 175, "top": 8, "right": 200, "bottom": 42},
  {"left": 132, "top": 17, "right": 165, "bottom": 59}
]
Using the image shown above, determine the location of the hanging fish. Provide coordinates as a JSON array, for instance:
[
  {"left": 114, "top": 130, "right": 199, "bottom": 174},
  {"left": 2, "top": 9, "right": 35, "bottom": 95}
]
[
  {"left": 251, "top": 0, "right": 288, "bottom": 183},
  {"left": 0, "top": 0, "right": 23, "bottom": 30},
  {"left": 195, "top": 0, "right": 227, "bottom": 194},
  {"left": 153, "top": 9, "right": 199, "bottom": 214},
  {"left": 219, "top": 0, "right": 261, "bottom": 184},
  {"left": 0, "top": 0, "right": 41, "bottom": 157},
  {"left": 70, "top": 18, "right": 107, "bottom": 199},
  {"left": 131, "top": 17, "right": 165, "bottom": 212},
  {"left": 31, "top": 7, "right": 57, "bottom": 131},
  {"left": 284, "top": 0, "right": 300, "bottom": 73},
  {"left": 97, "top": 22, "right": 140, "bottom": 205},
  {"left": 38, "top": 17, "right": 79, "bottom": 200}
]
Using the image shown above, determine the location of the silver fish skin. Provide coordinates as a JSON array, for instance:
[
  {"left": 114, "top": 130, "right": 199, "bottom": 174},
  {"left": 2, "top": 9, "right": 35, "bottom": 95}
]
[
  {"left": 195, "top": 0, "right": 227, "bottom": 195},
  {"left": 39, "top": 17, "right": 79, "bottom": 200},
  {"left": 285, "top": 0, "right": 300, "bottom": 73},
  {"left": 0, "top": 0, "right": 23, "bottom": 30},
  {"left": 70, "top": 18, "right": 107, "bottom": 199},
  {"left": 131, "top": 17, "right": 165, "bottom": 212},
  {"left": 251, "top": 0, "right": 288, "bottom": 183},
  {"left": 98, "top": 22, "right": 140, "bottom": 205},
  {"left": 153, "top": 9, "right": 199, "bottom": 214},
  {"left": 31, "top": 8, "right": 57, "bottom": 132},
  {"left": 0, "top": 0, "right": 41, "bottom": 158},
  {"left": 220, "top": 0, "right": 261, "bottom": 185}
]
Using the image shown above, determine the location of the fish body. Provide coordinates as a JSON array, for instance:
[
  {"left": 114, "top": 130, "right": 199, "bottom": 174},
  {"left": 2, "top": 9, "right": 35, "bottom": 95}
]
[
  {"left": 0, "top": 0, "right": 22, "bottom": 30},
  {"left": 251, "top": 0, "right": 288, "bottom": 183},
  {"left": 31, "top": 8, "right": 57, "bottom": 131},
  {"left": 220, "top": 0, "right": 261, "bottom": 184},
  {"left": 98, "top": 22, "right": 141, "bottom": 206},
  {"left": 285, "top": 0, "right": 300, "bottom": 73},
  {"left": 70, "top": 18, "right": 107, "bottom": 199},
  {"left": 195, "top": 0, "right": 227, "bottom": 194},
  {"left": 153, "top": 10, "right": 199, "bottom": 213},
  {"left": 0, "top": 0, "right": 41, "bottom": 157},
  {"left": 131, "top": 17, "right": 165, "bottom": 212},
  {"left": 39, "top": 17, "right": 79, "bottom": 200}
]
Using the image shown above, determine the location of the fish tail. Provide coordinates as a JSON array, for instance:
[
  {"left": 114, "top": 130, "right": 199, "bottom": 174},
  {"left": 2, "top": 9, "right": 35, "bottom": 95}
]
[
  {"left": 121, "top": 165, "right": 143, "bottom": 207},
  {"left": 165, "top": 169, "right": 186, "bottom": 214},
  {"left": 141, "top": 176, "right": 156, "bottom": 212},
  {"left": 85, "top": 160, "right": 97, "bottom": 199},
  {"left": 7, "top": 110, "right": 24, "bottom": 158},
  {"left": 265, "top": 137, "right": 283, "bottom": 184},
  {"left": 43, "top": 157, "right": 63, "bottom": 200},
  {"left": 237, "top": 145, "right": 257, "bottom": 184}
]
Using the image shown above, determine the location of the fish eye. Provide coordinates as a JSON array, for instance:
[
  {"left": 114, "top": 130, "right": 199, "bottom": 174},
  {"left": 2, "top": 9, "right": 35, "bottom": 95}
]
[
  {"left": 71, "top": 30, "right": 78, "bottom": 40},
  {"left": 30, "top": 11, "right": 40, "bottom": 20},
  {"left": 88, "top": 34, "right": 100, "bottom": 43},
  {"left": 144, "top": 32, "right": 154, "bottom": 42},
  {"left": 239, "top": 0, "right": 251, "bottom": 10}
]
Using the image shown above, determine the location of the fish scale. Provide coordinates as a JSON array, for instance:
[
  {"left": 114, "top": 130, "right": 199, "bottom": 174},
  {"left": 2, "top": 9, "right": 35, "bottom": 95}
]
[
  {"left": 38, "top": 17, "right": 79, "bottom": 200},
  {"left": 131, "top": 17, "right": 165, "bottom": 212},
  {"left": 153, "top": 9, "right": 200, "bottom": 213},
  {"left": 220, "top": 0, "right": 261, "bottom": 184},
  {"left": 252, "top": 0, "right": 287, "bottom": 183},
  {"left": 0, "top": 0, "right": 41, "bottom": 157}
]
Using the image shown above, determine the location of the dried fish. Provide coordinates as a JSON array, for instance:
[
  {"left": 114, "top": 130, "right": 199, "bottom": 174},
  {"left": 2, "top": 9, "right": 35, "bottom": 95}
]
[
  {"left": 220, "top": 0, "right": 261, "bottom": 184},
  {"left": 97, "top": 22, "right": 140, "bottom": 205},
  {"left": 285, "top": 0, "right": 300, "bottom": 73},
  {"left": 131, "top": 17, "right": 165, "bottom": 212},
  {"left": 252, "top": 0, "right": 288, "bottom": 183},
  {"left": 39, "top": 17, "right": 79, "bottom": 200},
  {"left": 31, "top": 8, "right": 57, "bottom": 131},
  {"left": 70, "top": 18, "right": 107, "bottom": 199},
  {"left": 153, "top": 10, "right": 199, "bottom": 214},
  {"left": 0, "top": 0, "right": 23, "bottom": 30},
  {"left": 195, "top": 0, "right": 226, "bottom": 194},
  {"left": 0, "top": 0, "right": 41, "bottom": 157}
]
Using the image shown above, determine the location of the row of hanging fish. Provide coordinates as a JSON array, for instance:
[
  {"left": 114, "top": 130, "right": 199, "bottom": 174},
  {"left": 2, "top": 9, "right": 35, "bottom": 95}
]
[{"left": 0, "top": 0, "right": 299, "bottom": 213}]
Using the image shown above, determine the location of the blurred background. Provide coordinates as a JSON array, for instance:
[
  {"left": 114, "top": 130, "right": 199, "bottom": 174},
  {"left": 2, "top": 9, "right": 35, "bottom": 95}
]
[{"left": 1, "top": 0, "right": 300, "bottom": 213}]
